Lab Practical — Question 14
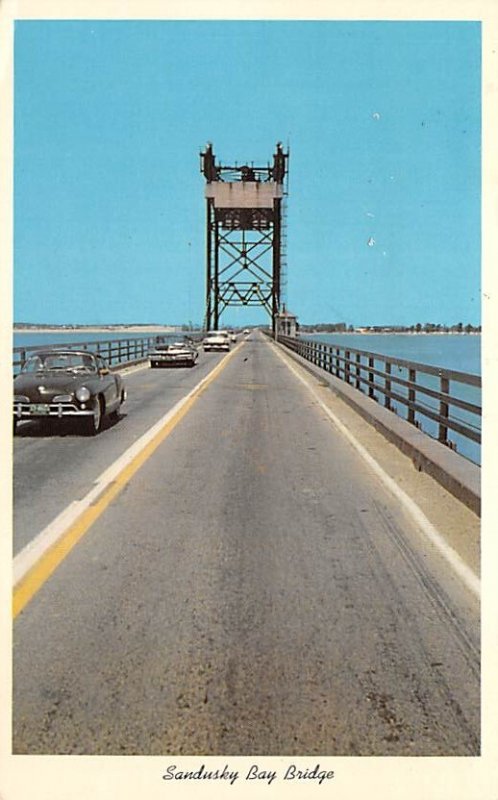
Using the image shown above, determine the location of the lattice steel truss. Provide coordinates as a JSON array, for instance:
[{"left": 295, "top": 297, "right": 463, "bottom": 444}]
[{"left": 200, "top": 142, "right": 289, "bottom": 332}]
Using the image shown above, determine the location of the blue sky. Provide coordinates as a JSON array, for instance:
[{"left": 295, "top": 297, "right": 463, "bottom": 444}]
[{"left": 14, "top": 20, "right": 481, "bottom": 327}]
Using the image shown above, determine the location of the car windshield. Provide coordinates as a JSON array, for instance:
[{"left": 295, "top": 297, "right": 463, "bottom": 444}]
[{"left": 21, "top": 353, "right": 97, "bottom": 374}]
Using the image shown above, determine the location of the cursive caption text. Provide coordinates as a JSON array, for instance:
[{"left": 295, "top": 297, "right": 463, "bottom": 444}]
[{"left": 162, "top": 763, "right": 335, "bottom": 786}]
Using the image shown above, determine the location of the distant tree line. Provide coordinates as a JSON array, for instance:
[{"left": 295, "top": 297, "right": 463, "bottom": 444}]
[
  {"left": 299, "top": 322, "right": 349, "bottom": 332},
  {"left": 299, "top": 322, "right": 481, "bottom": 334},
  {"left": 409, "top": 322, "right": 481, "bottom": 334}
]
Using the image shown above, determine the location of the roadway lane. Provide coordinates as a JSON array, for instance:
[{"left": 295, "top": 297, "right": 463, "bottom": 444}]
[
  {"left": 13, "top": 348, "right": 230, "bottom": 554},
  {"left": 13, "top": 334, "right": 479, "bottom": 755}
]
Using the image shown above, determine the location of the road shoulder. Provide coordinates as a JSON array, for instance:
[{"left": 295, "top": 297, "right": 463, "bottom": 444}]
[{"left": 270, "top": 339, "right": 480, "bottom": 579}]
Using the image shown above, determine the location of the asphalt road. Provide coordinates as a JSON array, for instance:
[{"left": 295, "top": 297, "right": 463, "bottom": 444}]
[
  {"left": 13, "top": 349, "right": 228, "bottom": 554},
  {"left": 13, "top": 334, "right": 480, "bottom": 755}
]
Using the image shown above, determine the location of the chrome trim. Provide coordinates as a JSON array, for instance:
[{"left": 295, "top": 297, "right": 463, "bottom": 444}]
[{"left": 13, "top": 402, "right": 93, "bottom": 418}]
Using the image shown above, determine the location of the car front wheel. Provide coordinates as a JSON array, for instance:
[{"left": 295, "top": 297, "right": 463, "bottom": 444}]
[
  {"left": 83, "top": 396, "right": 103, "bottom": 435},
  {"left": 110, "top": 389, "right": 126, "bottom": 421}
]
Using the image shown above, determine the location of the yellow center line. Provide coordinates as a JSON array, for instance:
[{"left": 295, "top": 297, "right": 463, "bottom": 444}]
[{"left": 13, "top": 344, "right": 242, "bottom": 618}]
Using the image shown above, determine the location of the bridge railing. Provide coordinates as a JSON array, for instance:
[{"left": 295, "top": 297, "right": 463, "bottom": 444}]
[
  {"left": 275, "top": 334, "right": 481, "bottom": 457},
  {"left": 13, "top": 333, "right": 206, "bottom": 376}
]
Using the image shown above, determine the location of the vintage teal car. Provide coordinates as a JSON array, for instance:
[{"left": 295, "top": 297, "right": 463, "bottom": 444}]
[{"left": 13, "top": 350, "right": 127, "bottom": 435}]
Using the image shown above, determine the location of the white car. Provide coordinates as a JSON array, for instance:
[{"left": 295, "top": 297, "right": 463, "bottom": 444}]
[
  {"left": 203, "top": 331, "right": 231, "bottom": 352},
  {"left": 149, "top": 338, "right": 198, "bottom": 368}
]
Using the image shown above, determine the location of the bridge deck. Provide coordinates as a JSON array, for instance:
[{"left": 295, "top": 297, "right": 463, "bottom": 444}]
[{"left": 13, "top": 333, "right": 479, "bottom": 755}]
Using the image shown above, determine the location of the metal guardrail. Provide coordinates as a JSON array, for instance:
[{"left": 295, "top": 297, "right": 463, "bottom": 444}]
[
  {"left": 13, "top": 333, "right": 206, "bottom": 376},
  {"left": 275, "top": 334, "right": 481, "bottom": 454}
]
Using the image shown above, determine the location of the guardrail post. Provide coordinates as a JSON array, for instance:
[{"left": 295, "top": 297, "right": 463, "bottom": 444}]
[
  {"left": 345, "top": 350, "right": 350, "bottom": 384},
  {"left": 326, "top": 344, "right": 332, "bottom": 372},
  {"left": 368, "top": 357, "right": 375, "bottom": 398},
  {"left": 439, "top": 376, "right": 449, "bottom": 444},
  {"left": 355, "top": 353, "right": 361, "bottom": 389},
  {"left": 385, "top": 361, "right": 391, "bottom": 410},
  {"left": 408, "top": 368, "right": 416, "bottom": 425}
]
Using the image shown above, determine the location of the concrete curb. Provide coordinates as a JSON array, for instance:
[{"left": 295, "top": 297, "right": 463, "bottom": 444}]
[
  {"left": 111, "top": 357, "right": 149, "bottom": 374},
  {"left": 273, "top": 341, "right": 481, "bottom": 516}
]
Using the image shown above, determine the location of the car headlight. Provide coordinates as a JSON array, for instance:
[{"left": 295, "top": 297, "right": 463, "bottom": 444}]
[
  {"left": 75, "top": 387, "right": 91, "bottom": 402},
  {"left": 14, "top": 395, "right": 29, "bottom": 403}
]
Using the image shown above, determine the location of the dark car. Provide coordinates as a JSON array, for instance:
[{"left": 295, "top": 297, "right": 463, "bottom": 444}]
[
  {"left": 149, "top": 337, "right": 199, "bottom": 368},
  {"left": 13, "top": 350, "right": 127, "bottom": 435}
]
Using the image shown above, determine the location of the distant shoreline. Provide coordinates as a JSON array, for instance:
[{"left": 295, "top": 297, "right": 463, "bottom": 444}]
[
  {"left": 14, "top": 326, "right": 481, "bottom": 336},
  {"left": 13, "top": 325, "right": 181, "bottom": 334}
]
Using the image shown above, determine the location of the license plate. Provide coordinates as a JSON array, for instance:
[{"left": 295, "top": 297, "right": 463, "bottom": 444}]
[{"left": 30, "top": 404, "right": 50, "bottom": 415}]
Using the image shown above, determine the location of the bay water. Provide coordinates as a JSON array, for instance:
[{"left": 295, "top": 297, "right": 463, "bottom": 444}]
[
  {"left": 305, "top": 333, "right": 480, "bottom": 375},
  {"left": 13, "top": 330, "right": 170, "bottom": 350}
]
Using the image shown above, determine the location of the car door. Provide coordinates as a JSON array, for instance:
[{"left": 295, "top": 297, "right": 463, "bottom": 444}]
[{"left": 97, "top": 355, "right": 119, "bottom": 410}]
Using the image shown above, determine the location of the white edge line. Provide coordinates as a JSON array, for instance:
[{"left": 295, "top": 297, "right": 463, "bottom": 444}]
[
  {"left": 272, "top": 343, "right": 481, "bottom": 599},
  {"left": 13, "top": 347, "right": 241, "bottom": 586}
]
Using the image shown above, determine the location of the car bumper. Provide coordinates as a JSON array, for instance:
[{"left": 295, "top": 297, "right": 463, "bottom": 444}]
[
  {"left": 149, "top": 356, "right": 196, "bottom": 366},
  {"left": 203, "top": 344, "right": 230, "bottom": 351},
  {"left": 13, "top": 402, "right": 94, "bottom": 420}
]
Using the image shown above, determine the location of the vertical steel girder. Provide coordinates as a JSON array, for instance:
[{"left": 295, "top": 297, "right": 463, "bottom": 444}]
[
  {"left": 201, "top": 143, "right": 288, "bottom": 331},
  {"left": 205, "top": 199, "right": 212, "bottom": 330},
  {"left": 272, "top": 197, "right": 282, "bottom": 335}
]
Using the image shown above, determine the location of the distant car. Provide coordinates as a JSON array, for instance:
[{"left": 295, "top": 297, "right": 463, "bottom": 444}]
[
  {"left": 13, "top": 350, "right": 126, "bottom": 435},
  {"left": 228, "top": 330, "right": 237, "bottom": 343},
  {"left": 243, "top": 329, "right": 250, "bottom": 336},
  {"left": 203, "top": 331, "right": 231, "bottom": 352},
  {"left": 149, "top": 338, "right": 198, "bottom": 368}
]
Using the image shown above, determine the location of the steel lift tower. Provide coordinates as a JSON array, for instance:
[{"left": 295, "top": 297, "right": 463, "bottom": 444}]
[{"left": 200, "top": 142, "right": 289, "bottom": 333}]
